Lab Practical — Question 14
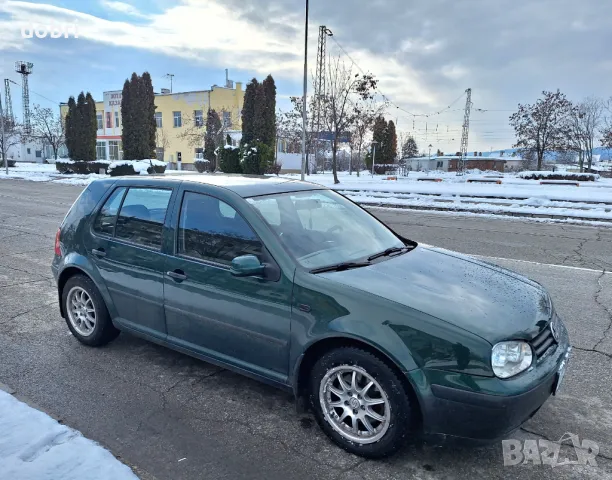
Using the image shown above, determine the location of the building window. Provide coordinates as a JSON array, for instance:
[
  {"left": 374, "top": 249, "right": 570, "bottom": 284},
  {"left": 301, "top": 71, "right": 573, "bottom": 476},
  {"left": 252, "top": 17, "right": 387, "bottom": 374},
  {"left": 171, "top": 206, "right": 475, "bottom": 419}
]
[
  {"left": 194, "top": 147, "right": 203, "bottom": 159},
  {"left": 173, "top": 111, "right": 182, "bottom": 128},
  {"left": 115, "top": 111, "right": 120, "bottom": 128},
  {"left": 194, "top": 110, "right": 203, "bottom": 127},
  {"left": 97, "top": 112, "right": 103, "bottom": 130},
  {"left": 156, "top": 148, "right": 165, "bottom": 162},
  {"left": 108, "top": 140, "right": 120, "bottom": 161},
  {"left": 155, "top": 112, "right": 162, "bottom": 128},
  {"left": 35, "top": 150, "right": 42, "bottom": 158},
  {"left": 27, "top": 148, "right": 31, "bottom": 154},
  {"left": 106, "top": 112, "right": 112, "bottom": 129},
  {"left": 96, "top": 141, "right": 107, "bottom": 160},
  {"left": 223, "top": 111, "right": 232, "bottom": 128}
]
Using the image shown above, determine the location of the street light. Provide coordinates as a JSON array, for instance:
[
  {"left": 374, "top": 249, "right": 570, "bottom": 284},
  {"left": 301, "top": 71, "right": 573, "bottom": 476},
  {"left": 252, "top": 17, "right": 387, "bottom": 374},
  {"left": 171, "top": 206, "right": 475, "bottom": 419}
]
[
  {"left": 428, "top": 144, "right": 433, "bottom": 159},
  {"left": 371, "top": 141, "right": 379, "bottom": 177},
  {"left": 300, "top": 0, "right": 309, "bottom": 181}
]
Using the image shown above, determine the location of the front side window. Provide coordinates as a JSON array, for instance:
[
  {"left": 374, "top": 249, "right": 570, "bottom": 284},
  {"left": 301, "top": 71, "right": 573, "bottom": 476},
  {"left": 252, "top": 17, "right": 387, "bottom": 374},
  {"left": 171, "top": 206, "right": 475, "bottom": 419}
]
[
  {"left": 178, "top": 192, "right": 262, "bottom": 265},
  {"left": 247, "top": 190, "right": 404, "bottom": 269},
  {"left": 194, "top": 110, "right": 203, "bottom": 127},
  {"left": 155, "top": 112, "right": 162, "bottom": 128},
  {"left": 93, "top": 187, "right": 126, "bottom": 236},
  {"left": 173, "top": 111, "right": 182, "bottom": 128},
  {"left": 115, "top": 188, "right": 173, "bottom": 249}
]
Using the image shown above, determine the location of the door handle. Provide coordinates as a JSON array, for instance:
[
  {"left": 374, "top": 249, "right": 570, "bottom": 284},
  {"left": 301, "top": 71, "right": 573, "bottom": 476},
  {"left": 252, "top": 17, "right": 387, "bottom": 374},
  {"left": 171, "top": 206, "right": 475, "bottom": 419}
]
[
  {"left": 167, "top": 270, "right": 187, "bottom": 282},
  {"left": 91, "top": 248, "right": 106, "bottom": 258}
]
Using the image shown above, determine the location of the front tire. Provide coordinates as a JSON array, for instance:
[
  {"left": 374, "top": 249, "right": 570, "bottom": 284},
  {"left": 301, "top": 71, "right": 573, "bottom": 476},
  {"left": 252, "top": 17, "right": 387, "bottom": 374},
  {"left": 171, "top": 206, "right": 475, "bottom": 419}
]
[
  {"left": 309, "top": 347, "right": 412, "bottom": 458},
  {"left": 62, "top": 274, "right": 119, "bottom": 347}
]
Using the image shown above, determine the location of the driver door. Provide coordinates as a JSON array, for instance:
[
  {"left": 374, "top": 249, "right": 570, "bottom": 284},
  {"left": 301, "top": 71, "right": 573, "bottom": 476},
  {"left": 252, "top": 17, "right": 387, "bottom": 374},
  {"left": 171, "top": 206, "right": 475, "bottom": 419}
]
[{"left": 163, "top": 189, "right": 292, "bottom": 384}]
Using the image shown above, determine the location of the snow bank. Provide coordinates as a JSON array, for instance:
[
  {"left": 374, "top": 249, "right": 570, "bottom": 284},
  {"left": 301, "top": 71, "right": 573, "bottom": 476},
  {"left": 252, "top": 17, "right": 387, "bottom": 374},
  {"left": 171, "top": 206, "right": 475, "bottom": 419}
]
[{"left": 0, "top": 390, "right": 138, "bottom": 480}]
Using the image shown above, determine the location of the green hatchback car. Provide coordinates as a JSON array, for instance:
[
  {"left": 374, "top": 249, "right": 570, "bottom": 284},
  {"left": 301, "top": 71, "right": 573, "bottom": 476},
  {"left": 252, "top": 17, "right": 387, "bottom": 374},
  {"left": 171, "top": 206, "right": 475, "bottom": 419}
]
[{"left": 52, "top": 175, "right": 571, "bottom": 458}]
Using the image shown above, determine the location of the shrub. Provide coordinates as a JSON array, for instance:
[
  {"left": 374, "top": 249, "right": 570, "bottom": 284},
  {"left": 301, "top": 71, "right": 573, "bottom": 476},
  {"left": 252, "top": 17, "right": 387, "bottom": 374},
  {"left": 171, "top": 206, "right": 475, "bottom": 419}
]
[
  {"left": 147, "top": 164, "right": 166, "bottom": 174},
  {"left": 241, "top": 142, "right": 274, "bottom": 175},
  {"left": 0, "top": 159, "right": 16, "bottom": 168},
  {"left": 55, "top": 161, "right": 110, "bottom": 174},
  {"left": 265, "top": 162, "right": 282, "bottom": 175},
  {"left": 370, "top": 164, "right": 397, "bottom": 175},
  {"left": 518, "top": 171, "right": 598, "bottom": 181},
  {"left": 108, "top": 163, "right": 137, "bottom": 176},
  {"left": 194, "top": 159, "right": 210, "bottom": 173},
  {"left": 218, "top": 146, "right": 241, "bottom": 174}
]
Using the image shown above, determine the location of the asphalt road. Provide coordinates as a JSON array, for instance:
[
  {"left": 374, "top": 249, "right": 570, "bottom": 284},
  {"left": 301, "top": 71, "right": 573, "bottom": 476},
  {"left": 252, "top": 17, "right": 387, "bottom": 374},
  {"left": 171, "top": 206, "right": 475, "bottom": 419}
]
[{"left": 0, "top": 178, "right": 611, "bottom": 480}]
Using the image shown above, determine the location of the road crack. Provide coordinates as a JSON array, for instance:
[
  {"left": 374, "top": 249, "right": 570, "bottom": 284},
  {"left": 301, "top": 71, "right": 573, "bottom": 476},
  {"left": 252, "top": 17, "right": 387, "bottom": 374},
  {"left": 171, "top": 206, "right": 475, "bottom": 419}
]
[
  {"left": 592, "top": 270, "right": 612, "bottom": 353},
  {"left": 520, "top": 427, "right": 612, "bottom": 462}
]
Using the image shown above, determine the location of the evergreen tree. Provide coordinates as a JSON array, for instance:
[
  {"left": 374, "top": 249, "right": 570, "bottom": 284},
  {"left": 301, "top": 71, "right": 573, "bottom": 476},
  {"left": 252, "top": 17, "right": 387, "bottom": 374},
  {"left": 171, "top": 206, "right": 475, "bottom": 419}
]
[
  {"left": 402, "top": 137, "right": 419, "bottom": 158},
  {"left": 204, "top": 109, "right": 222, "bottom": 171},
  {"left": 142, "top": 72, "right": 157, "bottom": 159},
  {"left": 241, "top": 78, "right": 259, "bottom": 146},
  {"left": 84, "top": 92, "right": 97, "bottom": 161},
  {"left": 253, "top": 81, "right": 266, "bottom": 143},
  {"left": 261, "top": 75, "right": 276, "bottom": 147},
  {"left": 75, "top": 92, "right": 87, "bottom": 160},
  {"left": 65, "top": 96, "right": 77, "bottom": 159},
  {"left": 383, "top": 120, "right": 397, "bottom": 163},
  {"left": 121, "top": 76, "right": 136, "bottom": 159}
]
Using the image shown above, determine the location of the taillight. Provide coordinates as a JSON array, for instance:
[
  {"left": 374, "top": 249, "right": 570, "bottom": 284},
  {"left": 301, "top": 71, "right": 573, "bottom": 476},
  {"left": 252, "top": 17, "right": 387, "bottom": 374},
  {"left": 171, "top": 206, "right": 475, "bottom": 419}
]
[{"left": 54, "top": 229, "right": 61, "bottom": 256}]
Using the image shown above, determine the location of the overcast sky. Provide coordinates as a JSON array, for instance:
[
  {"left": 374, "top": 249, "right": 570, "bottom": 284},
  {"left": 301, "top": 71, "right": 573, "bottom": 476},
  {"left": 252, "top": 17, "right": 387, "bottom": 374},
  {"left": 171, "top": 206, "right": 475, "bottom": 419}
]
[{"left": 0, "top": 0, "right": 610, "bottom": 152}]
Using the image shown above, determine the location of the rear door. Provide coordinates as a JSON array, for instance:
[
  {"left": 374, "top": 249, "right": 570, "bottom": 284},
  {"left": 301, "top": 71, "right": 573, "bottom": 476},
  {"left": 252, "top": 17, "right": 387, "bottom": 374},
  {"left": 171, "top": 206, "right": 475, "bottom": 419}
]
[
  {"left": 163, "top": 188, "right": 293, "bottom": 383},
  {"left": 89, "top": 183, "right": 176, "bottom": 339}
]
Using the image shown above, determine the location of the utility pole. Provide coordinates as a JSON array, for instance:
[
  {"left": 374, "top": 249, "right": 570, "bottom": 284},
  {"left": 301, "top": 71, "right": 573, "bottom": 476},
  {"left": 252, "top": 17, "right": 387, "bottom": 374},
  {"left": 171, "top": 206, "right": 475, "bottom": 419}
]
[
  {"left": 15, "top": 61, "right": 33, "bottom": 134},
  {"left": 1, "top": 90, "right": 7, "bottom": 175},
  {"left": 4, "top": 79, "right": 14, "bottom": 126},
  {"left": 300, "top": 0, "right": 309, "bottom": 181},
  {"left": 371, "top": 141, "right": 378, "bottom": 177},
  {"left": 458, "top": 87, "right": 472, "bottom": 175}
]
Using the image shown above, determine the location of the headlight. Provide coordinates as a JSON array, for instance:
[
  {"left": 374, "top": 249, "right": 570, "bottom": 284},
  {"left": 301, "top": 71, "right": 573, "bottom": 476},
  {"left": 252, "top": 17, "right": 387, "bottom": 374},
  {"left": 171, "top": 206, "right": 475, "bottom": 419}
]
[{"left": 491, "top": 341, "right": 533, "bottom": 378}]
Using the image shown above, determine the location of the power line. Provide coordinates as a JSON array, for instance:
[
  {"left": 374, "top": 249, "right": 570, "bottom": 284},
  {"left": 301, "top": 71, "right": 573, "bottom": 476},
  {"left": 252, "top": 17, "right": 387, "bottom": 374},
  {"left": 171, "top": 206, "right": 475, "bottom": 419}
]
[{"left": 8, "top": 79, "right": 59, "bottom": 107}]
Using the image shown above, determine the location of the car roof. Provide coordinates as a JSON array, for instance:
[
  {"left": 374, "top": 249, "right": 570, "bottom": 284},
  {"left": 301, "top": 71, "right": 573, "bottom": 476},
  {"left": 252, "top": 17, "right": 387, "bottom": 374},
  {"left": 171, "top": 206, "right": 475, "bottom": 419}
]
[{"left": 105, "top": 173, "right": 328, "bottom": 198}]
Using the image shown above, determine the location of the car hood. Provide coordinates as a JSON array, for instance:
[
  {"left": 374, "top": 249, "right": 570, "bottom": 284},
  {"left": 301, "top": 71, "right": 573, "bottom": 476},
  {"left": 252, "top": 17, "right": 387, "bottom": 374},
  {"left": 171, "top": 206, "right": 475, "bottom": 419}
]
[{"left": 320, "top": 246, "right": 551, "bottom": 344}]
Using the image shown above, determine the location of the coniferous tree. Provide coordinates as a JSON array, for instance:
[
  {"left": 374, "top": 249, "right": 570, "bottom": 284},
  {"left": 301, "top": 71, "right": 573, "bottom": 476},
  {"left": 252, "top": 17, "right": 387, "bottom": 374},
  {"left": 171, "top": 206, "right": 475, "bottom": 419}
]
[
  {"left": 121, "top": 75, "right": 136, "bottom": 159},
  {"left": 241, "top": 78, "right": 259, "bottom": 146},
  {"left": 65, "top": 96, "right": 77, "bottom": 159},
  {"left": 383, "top": 120, "right": 397, "bottom": 163},
  {"left": 84, "top": 92, "right": 97, "bottom": 161},
  {"left": 141, "top": 72, "right": 157, "bottom": 159},
  {"left": 261, "top": 75, "right": 276, "bottom": 147},
  {"left": 402, "top": 137, "right": 419, "bottom": 158},
  {"left": 75, "top": 92, "right": 87, "bottom": 160},
  {"left": 371, "top": 116, "right": 387, "bottom": 164}
]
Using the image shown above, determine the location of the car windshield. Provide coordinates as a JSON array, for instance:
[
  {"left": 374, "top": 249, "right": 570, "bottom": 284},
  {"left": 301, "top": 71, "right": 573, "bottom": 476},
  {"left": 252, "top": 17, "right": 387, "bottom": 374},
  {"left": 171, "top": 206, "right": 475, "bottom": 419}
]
[{"left": 247, "top": 190, "right": 406, "bottom": 270}]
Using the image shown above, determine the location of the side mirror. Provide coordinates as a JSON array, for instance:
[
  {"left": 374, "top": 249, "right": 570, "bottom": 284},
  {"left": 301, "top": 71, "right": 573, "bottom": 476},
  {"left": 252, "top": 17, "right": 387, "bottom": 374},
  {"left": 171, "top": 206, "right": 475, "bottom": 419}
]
[{"left": 230, "top": 255, "right": 265, "bottom": 277}]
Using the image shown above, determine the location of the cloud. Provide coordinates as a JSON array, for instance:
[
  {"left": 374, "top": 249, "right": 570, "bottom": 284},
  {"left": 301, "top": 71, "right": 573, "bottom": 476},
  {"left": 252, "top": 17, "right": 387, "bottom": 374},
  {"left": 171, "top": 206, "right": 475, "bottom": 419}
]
[{"left": 100, "top": 1, "right": 149, "bottom": 19}]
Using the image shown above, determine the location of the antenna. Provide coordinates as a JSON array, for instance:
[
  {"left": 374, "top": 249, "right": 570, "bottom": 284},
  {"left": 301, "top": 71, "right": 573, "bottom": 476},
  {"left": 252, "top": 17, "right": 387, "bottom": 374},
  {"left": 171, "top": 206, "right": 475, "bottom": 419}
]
[
  {"left": 15, "top": 61, "right": 33, "bottom": 133},
  {"left": 458, "top": 88, "right": 472, "bottom": 175},
  {"left": 4, "top": 79, "right": 14, "bottom": 127},
  {"left": 164, "top": 73, "right": 174, "bottom": 93}
]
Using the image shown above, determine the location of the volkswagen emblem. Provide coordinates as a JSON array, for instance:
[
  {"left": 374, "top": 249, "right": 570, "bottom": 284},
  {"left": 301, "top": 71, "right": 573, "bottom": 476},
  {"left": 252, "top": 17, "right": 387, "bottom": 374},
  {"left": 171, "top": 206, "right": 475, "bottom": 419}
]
[{"left": 550, "top": 317, "right": 559, "bottom": 342}]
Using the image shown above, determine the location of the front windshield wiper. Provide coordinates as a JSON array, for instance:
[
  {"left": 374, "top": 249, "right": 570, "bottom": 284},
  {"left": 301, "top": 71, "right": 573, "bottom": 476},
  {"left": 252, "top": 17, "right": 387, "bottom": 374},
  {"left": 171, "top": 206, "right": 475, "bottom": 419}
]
[
  {"left": 367, "top": 246, "right": 412, "bottom": 262},
  {"left": 310, "top": 261, "right": 371, "bottom": 274}
]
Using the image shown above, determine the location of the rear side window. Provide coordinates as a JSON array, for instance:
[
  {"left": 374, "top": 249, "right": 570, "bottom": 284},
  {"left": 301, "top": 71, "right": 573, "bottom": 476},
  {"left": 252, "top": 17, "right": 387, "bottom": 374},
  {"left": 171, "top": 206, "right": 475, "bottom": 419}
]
[
  {"left": 93, "top": 187, "right": 126, "bottom": 236},
  {"left": 115, "top": 188, "right": 173, "bottom": 249},
  {"left": 178, "top": 192, "right": 262, "bottom": 265}
]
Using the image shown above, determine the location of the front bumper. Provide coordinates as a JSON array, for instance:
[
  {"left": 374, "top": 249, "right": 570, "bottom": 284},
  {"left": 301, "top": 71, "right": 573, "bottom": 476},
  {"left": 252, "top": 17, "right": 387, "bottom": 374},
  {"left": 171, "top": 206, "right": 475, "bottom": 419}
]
[{"left": 414, "top": 320, "right": 571, "bottom": 443}]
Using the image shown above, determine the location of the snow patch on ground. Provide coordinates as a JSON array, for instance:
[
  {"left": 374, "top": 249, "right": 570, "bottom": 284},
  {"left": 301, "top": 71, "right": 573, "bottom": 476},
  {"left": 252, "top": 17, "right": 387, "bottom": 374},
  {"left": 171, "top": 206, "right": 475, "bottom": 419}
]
[{"left": 0, "top": 390, "right": 138, "bottom": 480}]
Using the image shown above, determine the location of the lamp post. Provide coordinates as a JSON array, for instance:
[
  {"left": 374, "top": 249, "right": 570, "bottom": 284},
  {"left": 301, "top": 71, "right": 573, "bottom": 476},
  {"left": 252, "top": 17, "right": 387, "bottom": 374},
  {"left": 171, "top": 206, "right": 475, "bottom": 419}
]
[
  {"left": 371, "top": 141, "right": 378, "bottom": 177},
  {"left": 300, "top": 0, "right": 309, "bottom": 181}
]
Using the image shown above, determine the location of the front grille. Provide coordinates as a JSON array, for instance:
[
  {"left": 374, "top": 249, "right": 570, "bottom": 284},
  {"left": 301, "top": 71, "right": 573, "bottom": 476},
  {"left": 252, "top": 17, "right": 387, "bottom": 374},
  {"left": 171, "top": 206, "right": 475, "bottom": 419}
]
[{"left": 531, "top": 323, "right": 557, "bottom": 359}]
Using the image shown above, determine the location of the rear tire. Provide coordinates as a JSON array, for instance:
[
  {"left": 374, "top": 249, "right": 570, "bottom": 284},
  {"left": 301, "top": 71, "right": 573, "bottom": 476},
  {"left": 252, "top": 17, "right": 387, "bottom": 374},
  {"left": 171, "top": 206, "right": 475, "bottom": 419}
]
[
  {"left": 309, "top": 347, "right": 412, "bottom": 458},
  {"left": 62, "top": 274, "right": 120, "bottom": 347}
]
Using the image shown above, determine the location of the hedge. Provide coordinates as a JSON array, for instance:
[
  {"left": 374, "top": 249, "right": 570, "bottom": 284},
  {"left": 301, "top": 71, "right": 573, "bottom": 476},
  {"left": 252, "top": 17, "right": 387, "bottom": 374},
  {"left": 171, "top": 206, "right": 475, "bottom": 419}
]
[
  {"left": 108, "top": 161, "right": 167, "bottom": 177},
  {"left": 55, "top": 161, "right": 110, "bottom": 174},
  {"left": 194, "top": 159, "right": 210, "bottom": 173},
  {"left": 0, "top": 160, "right": 16, "bottom": 168},
  {"left": 518, "top": 171, "right": 598, "bottom": 181}
]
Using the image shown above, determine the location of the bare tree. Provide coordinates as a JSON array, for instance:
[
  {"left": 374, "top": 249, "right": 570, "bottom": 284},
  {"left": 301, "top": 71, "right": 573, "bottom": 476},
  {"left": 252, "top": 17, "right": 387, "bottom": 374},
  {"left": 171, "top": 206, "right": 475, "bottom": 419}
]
[
  {"left": 28, "top": 104, "right": 65, "bottom": 161},
  {"left": 0, "top": 115, "right": 24, "bottom": 166},
  {"left": 349, "top": 98, "right": 386, "bottom": 176},
  {"left": 568, "top": 97, "right": 603, "bottom": 171},
  {"left": 321, "top": 55, "right": 378, "bottom": 184},
  {"left": 600, "top": 97, "right": 612, "bottom": 153},
  {"left": 509, "top": 90, "right": 573, "bottom": 171},
  {"left": 155, "top": 127, "right": 171, "bottom": 161},
  {"left": 178, "top": 106, "right": 233, "bottom": 150}
]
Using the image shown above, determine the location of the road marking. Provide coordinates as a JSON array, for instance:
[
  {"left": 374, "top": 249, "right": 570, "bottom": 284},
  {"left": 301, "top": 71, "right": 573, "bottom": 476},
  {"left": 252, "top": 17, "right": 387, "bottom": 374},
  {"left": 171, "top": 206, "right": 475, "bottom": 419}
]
[{"left": 474, "top": 255, "right": 609, "bottom": 274}]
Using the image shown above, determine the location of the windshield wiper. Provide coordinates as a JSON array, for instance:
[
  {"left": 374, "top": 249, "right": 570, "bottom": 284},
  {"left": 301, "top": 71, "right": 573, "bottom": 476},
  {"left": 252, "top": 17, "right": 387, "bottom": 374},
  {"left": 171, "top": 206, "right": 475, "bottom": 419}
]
[
  {"left": 367, "top": 246, "right": 411, "bottom": 262},
  {"left": 310, "top": 261, "right": 371, "bottom": 274}
]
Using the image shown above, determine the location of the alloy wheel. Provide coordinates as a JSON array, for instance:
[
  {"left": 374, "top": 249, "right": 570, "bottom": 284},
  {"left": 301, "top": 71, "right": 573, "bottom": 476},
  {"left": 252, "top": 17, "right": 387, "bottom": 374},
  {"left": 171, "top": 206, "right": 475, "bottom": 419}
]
[{"left": 66, "top": 286, "right": 97, "bottom": 337}]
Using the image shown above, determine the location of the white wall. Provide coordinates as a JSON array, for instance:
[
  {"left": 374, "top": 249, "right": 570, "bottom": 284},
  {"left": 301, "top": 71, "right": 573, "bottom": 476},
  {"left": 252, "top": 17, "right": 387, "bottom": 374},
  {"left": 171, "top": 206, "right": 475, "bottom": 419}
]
[{"left": 277, "top": 152, "right": 302, "bottom": 172}]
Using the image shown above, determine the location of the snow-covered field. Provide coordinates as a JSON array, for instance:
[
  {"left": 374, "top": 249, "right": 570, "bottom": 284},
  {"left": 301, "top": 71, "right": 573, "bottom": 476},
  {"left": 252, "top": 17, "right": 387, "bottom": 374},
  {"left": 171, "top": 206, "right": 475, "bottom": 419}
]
[
  {"left": 0, "top": 389, "right": 137, "bottom": 480},
  {"left": 2, "top": 164, "right": 611, "bottom": 224}
]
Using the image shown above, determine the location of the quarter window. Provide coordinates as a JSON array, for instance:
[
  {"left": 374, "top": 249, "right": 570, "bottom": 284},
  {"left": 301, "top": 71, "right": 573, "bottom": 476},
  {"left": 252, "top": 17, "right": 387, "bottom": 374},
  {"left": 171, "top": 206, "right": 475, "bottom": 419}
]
[
  {"left": 93, "top": 187, "right": 126, "bottom": 236},
  {"left": 178, "top": 192, "right": 262, "bottom": 265},
  {"left": 115, "top": 188, "right": 173, "bottom": 249}
]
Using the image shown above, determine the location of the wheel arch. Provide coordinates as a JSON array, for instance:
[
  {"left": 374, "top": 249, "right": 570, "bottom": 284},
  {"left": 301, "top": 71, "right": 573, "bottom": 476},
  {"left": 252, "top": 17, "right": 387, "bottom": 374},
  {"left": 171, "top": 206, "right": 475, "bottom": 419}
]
[{"left": 293, "top": 336, "right": 423, "bottom": 430}]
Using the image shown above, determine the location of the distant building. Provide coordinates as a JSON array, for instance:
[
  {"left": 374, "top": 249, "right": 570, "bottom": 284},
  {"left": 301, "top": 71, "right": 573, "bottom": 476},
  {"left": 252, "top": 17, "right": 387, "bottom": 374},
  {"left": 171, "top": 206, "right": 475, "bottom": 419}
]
[
  {"left": 406, "top": 155, "right": 507, "bottom": 172},
  {"left": 59, "top": 72, "right": 244, "bottom": 170}
]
